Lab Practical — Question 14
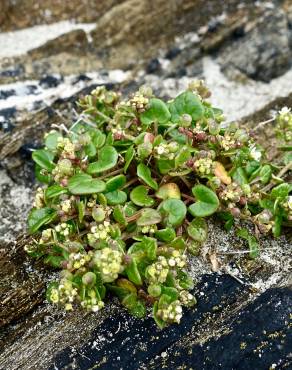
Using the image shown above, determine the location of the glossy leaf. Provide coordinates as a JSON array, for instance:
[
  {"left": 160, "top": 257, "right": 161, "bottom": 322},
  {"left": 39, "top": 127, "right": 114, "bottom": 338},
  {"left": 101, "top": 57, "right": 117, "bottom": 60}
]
[
  {"left": 68, "top": 173, "right": 106, "bottom": 194},
  {"left": 137, "top": 163, "right": 158, "bottom": 190},
  {"left": 140, "top": 98, "right": 171, "bottom": 125},
  {"left": 188, "top": 185, "right": 219, "bottom": 217},
  {"left": 28, "top": 207, "right": 57, "bottom": 234},
  {"left": 105, "top": 190, "right": 127, "bottom": 205},
  {"left": 159, "top": 199, "right": 187, "bottom": 227},
  {"left": 45, "top": 184, "right": 68, "bottom": 199},
  {"left": 32, "top": 149, "right": 55, "bottom": 172},
  {"left": 155, "top": 228, "right": 176, "bottom": 242},
  {"left": 168, "top": 91, "right": 204, "bottom": 123},
  {"left": 130, "top": 185, "right": 155, "bottom": 207},
  {"left": 105, "top": 174, "right": 126, "bottom": 192},
  {"left": 187, "top": 218, "right": 208, "bottom": 242},
  {"left": 87, "top": 145, "right": 118, "bottom": 174},
  {"left": 125, "top": 258, "right": 142, "bottom": 285},
  {"left": 124, "top": 145, "right": 135, "bottom": 172}
]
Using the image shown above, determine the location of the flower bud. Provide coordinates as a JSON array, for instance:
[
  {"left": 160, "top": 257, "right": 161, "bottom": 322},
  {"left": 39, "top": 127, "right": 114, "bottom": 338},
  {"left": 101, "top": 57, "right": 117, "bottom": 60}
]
[
  {"left": 92, "top": 207, "right": 105, "bottom": 222},
  {"left": 230, "top": 207, "right": 241, "bottom": 218},
  {"left": 180, "top": 114, "right": 192, "bottom": 127},
  {"left": 82, "top": 272, "right": 97, "bottom": 286},
  {"left": 148, "top": 284, "right": 161, "bottom": 297}
]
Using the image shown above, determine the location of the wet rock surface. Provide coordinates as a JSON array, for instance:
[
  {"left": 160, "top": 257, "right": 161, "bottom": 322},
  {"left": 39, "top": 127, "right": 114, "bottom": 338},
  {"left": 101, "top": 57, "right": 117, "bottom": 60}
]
[{"left": 0, "top": 0, "right": 291, "bottom": 369}]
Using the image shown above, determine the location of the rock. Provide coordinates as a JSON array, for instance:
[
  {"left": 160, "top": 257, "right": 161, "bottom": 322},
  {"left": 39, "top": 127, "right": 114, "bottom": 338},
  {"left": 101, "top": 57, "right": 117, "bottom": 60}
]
[
  {"left": 46, "top": 276, "right": 291, "bottom": 370},
  {"left": 145, "top": 58, "right": 161, "bottom": 74},
  {"left": 39, "top": 74, "right": 62, "bottom": 88},
  {"left": 147, "top": 286, "right": 292, "bottom": 370},
  {"left": 219, "top": 9, "right": 292, "bottom": 82}
]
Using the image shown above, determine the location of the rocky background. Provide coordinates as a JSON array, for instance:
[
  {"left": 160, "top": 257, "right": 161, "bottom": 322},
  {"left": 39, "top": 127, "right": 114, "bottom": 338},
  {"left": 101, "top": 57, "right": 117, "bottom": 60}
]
[{"left": 0, "top": 1, "right": 291, "bottom": 369}]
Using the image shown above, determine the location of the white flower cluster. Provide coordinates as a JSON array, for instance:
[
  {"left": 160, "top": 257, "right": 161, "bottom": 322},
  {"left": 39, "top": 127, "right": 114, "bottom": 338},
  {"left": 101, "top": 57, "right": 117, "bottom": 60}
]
[
  {"left": 55, "top": 222, "right": 71, "bottom": 238},
  {"left": 146, "top": 256, "right": 169, "bottom": 284},
  {"left": 93, "top": 247, "right": 124, "bottom": 283},
  {"left": 50, "top": 279, "right": 78, "bottom": 311},
  {"left": 157, "top": 300, "right": 183, "bottom": 324},
  {"left": 168, "top": 250, "right": 186, "bottom": 268},
  {"left": 88, "top": 221, "right": 111, "bottom": 246},
  {"left": 179, "top": 290, "right": 196, "bottom": 307},
  {"left": 193, "top": 158, "right": 215, "bottom": 176},
  {"left": 57, "top": 137, "right": 76, "bottom": 159},
  {"left": 67, "top": 250, "right": 93, "bottom": 270},
  {"left": 154, "top": 142, "right": 179, "bottom": 160},
  {"left": 81, "top": 289, "right": 105, "bottom": 312}
]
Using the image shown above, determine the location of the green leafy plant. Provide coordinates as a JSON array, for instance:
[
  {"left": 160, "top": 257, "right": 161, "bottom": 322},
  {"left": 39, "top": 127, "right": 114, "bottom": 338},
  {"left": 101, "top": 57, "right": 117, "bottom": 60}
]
[{"left": 26, "top": 83, "right": 291, "bottom": 327}]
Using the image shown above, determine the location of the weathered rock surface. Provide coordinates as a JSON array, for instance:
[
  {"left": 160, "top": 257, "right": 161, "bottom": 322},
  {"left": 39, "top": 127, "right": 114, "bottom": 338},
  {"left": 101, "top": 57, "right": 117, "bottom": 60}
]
[{"left": 0, "top": 0, "right": 292, "bottom": 369}]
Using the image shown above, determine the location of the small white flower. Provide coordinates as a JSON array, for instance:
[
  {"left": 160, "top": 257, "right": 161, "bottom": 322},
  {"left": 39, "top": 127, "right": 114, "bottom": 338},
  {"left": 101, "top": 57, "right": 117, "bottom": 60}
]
[
  {"left": 250, "top": 146, "right": 261, "bottom": 161},
  {"left": 279, "top": 107, "right": 291, "bottom": 115},
  {"left": 157, "top": 145, "right": 165, "bottom": 155}
]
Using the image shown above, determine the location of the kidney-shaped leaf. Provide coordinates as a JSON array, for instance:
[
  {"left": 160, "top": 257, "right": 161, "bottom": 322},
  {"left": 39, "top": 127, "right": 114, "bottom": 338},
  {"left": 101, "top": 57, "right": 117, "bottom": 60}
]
[
  {"left": 168, "top": 91, "right": 204, "bottom": 123},
  {"left": 159, "top": 199, "right": 187, "bottom": 227},
  {"left": 187, "top": 218, "right": 208, "bottom": 242},
  {"left": 140, "top": 98, "right": 171, "bottom": 125},
  {"left": 68, "top": 173, "right": 106, "bottom": 194},
  {"left": 188, "top": 184, "right": 219, "bottom": 217},
  {"left": 130, "top": 185, "right": 155, "bottom": 207},
  {"left": 87, "top": 145, "right": 118, "bottom": 174},
  {"left": 105, "top": 174, "right": 126, "bottom": 192}
]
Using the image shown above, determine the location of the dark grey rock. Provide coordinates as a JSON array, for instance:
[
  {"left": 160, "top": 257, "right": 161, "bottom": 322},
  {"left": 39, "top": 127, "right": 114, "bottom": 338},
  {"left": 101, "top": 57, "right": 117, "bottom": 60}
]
[
  {"left": 49, "top": 274, "right": 292, "bottom": 370},
  {"left": 40, "top": 74, "right": 62, "bottom": 88},
  {"left": 219, "top": 9, "right": 291, "bottom": 82}
]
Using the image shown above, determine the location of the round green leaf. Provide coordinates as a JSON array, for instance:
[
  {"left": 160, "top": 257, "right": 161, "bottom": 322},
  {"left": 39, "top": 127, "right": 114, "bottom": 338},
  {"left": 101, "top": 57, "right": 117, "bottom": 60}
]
[
  {"left": 159, "top": 199, "right": 187, "bottom": 227},
  {"left": 137, "top": 163, "right": 158, "bottom": 190},
  {"left": 130, "top": 185, "right": 155, "bottom": 207},
  {"left": 187, "top": 218, "right": 208, "bottom": 242},
  {"left": 168, "top": 91, "right": 204, "bottom": 123},
  {"left": 105, "top": 190, "right": 127, "bottom": 205},
  {"left": 87, "top": 145, "right": 118, "bottom": 174},
  {"left": 188, "top": 185, "right": 219, "bottom": 217},
  {"left": 140, "top": 98, "right": 171, "bottom": 125},
  {"left": 137, "top": 208, "right": 162, "bottom": 226},
  {"left": 32, "top": 149, "right": 55, "bottom": 172},
  {"left": 45, "top": 131, "right": 62, "bottom": 151},
  {"left": 68, "top": 173, "right": 106, "bottom": 194},
  {"left": 105, "top": 174, "right": 126, "bottom": 192}
]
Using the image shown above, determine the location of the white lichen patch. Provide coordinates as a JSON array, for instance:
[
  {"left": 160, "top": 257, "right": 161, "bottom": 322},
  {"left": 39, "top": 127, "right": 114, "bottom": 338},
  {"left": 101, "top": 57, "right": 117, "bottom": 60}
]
[{"left": 0, "top": 21, "right": 96, "bottom": 59}]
